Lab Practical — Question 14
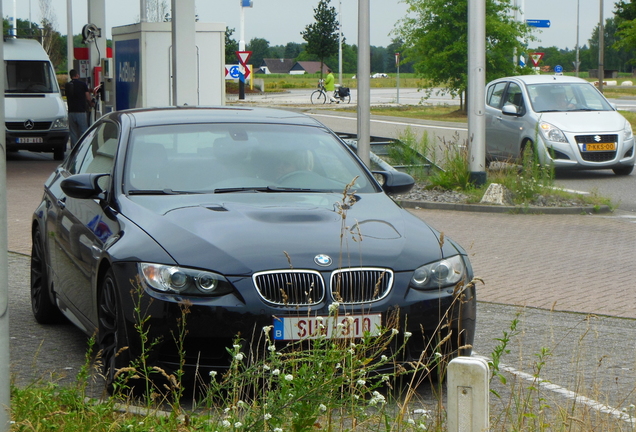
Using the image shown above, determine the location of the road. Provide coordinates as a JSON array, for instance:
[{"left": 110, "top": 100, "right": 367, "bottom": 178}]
[{"left": 5, "top": 115, "right": 636, "bottom": 423}]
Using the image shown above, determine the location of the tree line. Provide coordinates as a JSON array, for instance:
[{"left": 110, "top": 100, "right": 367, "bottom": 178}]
[{"left": 4, "top": 0, "right": 636, "bottom": 82}]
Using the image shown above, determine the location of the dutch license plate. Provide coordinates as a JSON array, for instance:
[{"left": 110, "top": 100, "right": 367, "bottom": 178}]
[
  {"left": 582, "top": 142, "right": 615, "bottom": 152},
  {"left": 17, "top": 137, "right": 44, "bottom": 144},
  {"left": 273, "top": 313, "right": 382, "bottom": 341}
]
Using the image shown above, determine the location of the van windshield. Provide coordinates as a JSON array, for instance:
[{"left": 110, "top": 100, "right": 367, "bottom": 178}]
[{"left": 5, "top": 60, "right": 59, "bottom": 93}]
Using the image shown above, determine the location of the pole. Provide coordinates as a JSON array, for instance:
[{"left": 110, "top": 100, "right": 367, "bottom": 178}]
[
  {"left": 357, "top": 0, "right": 371, "bottom": 167},
  {"left": 396, "top": 52, "right": 400, "bottom": 105},
  {"left": 468, "top": 0, "right": 487, "bottom": 186},
  {"left": 239, "top": 3, "right": 246, "bottom": 100},
  {"left": 598, "top": 0, "right": 604, "bottom": 93},
  {"left": 575, "top": 0, "right": 580, "bottom": 76},
  {"left": 0, "top": 5, "right": 11, "bottom": 430},
  {"left": 66, "top": 0, "right": 73, "bottom": 74},
  {"left": 338, "top": 0, "right": 343, "bottom": 86}
]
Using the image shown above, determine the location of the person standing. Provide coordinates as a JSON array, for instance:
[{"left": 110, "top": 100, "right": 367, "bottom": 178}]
[
  {"left": 65, "top": 69, "right": 93, "bottom": 148},
  {"left": 324, "top": 68, "right": 338, "bottom": 103}
]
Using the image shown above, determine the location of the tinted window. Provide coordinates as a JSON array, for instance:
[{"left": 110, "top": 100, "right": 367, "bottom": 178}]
[
  {"left": 125, "top": 123, "right": 378, "bottom": 194},
  {"left": 68, "top": 121, "right": 119, "bottom": 190},
  {"left": 5, "top": 61, "right": 58, "bottom": 93},
  {"left": 503, "top": 83, "right": 524, "bottom": 114}
]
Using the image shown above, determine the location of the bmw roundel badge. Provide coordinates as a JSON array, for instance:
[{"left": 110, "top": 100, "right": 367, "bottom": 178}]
[{"left": 314, "top": 254, "right": 332, "bottom": 266}]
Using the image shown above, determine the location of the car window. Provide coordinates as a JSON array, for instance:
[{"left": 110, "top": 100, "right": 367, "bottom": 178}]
[
  {"left": 503, "top": 83, "right": 524, "bottom": 114},
  {"left": 125, "top": 123, "right": 377, "bottom": 194},
  {"left": 68, "top": 121, "right": 119, "bottom": 190},
  {"left": 529, "top": 83, "right": 613, "bottom": 112},
  {"left": 486, "top": 82, "right": 507, "bottom": 108}
]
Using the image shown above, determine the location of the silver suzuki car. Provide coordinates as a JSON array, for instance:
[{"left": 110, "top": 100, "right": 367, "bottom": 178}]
[{"left": 485, "top": 75, "right": 635, "bottom": 175}]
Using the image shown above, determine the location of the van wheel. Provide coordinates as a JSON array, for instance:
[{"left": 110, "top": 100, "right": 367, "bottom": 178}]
[{"left": 53, "top": 146, "right": 65, "bottom": 161}]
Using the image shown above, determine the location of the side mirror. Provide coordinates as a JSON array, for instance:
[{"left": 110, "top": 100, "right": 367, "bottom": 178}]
[
  {"left": 502, "top": 103, "right": 521, "bottom": 116},
  {"left": 61, "top": 173, "right": 109, "bottom": 199},
  {"left": 373, "top": 171, "right": 415, "bottom": 195}
]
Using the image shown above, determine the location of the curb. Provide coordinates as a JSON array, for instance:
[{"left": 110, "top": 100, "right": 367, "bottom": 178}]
[{"left": 398, "top": 200, "right": 613, "bottom": 215}]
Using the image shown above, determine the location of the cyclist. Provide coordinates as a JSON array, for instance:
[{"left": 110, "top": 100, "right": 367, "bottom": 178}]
[{"left": 324, "top": 68, "right": 338, "bottom": 103}]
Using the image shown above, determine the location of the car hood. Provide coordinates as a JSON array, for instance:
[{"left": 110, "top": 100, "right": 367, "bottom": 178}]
[
  {"left": 534, "top": 111, "right": 627, "bottom": 134},
  {"left": 120, "top": 192, "right": 455, "bottom": 275}
]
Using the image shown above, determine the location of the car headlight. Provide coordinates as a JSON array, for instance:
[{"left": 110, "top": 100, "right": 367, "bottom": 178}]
[
  {"left": 410, "top": 255, "right": 466, "bottom": 290},
  {"left": 539, "top": 122, "right": 568, "bottom": 143},
  {"left": 139, "top": 263, "right": 234, "bottom": 296},
  {"left": 51, "top": 117, "right": 68, "bottom": 130},
  {"left": 624, "top": 121, "right": 634, "bottom": 141}
]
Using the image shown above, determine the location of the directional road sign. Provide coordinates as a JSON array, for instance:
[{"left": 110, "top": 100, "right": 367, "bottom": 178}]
[{"left": 526, "top": 19, "right": 551, "bottom": 28}]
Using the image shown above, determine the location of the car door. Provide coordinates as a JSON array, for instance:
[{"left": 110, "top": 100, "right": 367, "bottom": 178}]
[
  {"left": 486, "top": 81, "right": 526, "bottom": 159},
  {"left": 51, "top": 120, "right": 121, "bottom": 327},
  {"left": 485, "top": 81, "right": 509, "bottom": 158}
]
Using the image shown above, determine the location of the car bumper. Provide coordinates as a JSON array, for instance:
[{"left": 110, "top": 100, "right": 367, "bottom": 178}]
[
  {"left": 6, "top": 130, "right": 69, "bottom": 152},
  {"left": 111, "top": 262, "right": 476, "bottom": 372},
  {"left": 541, "top": 134, "right": 635, "bottom": 170}
]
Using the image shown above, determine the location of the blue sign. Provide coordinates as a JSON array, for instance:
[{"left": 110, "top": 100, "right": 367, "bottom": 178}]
[
  {"left": 115, "top": 39, "right": 140, "bottom": 111},
  {"left": 228, "top": 65, "right": 241, "bottom": 79},
  {"left": 526, "top": 19, "right": 551, "bottom": 28},
  {"left": 554, "top": 65, "right": 563, "bottom": 73}
]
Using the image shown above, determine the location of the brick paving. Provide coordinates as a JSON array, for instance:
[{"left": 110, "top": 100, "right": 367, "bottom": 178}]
[
  {"left": 6, "top": 154, "right": 636, "bottom": 319},
  {"left": 409, "top": 208, "right": 636, "bottom": 319}
]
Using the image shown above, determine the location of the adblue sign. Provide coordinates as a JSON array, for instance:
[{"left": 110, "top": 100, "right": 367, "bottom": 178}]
[{"left": 115, "top": 39, "right": 140, "bottom": 110}]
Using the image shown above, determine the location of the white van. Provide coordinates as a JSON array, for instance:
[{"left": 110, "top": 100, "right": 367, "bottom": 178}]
[{"left": 4, "top": 38, "right": 69, "bottom": 160}]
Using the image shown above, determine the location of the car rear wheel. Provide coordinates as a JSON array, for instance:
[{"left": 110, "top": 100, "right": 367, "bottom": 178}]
[
  {"left": 612, "top": 165, "right": 634, "bottom": 176},
  {"left": 98, "top": 268, "right": 131, "bottom": 391},
  {"left": 30, "top": 225, "right": 64, "bottom": 324}
]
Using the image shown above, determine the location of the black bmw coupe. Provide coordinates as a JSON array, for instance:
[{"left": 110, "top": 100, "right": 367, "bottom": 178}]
[{"left": 30, "top": 106, "right": 475, "bottom": 387}]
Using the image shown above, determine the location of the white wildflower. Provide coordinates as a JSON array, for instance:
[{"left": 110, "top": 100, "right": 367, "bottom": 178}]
[
  {"left": 319, "top": 404, "right": 327, "bottom": 412},
  {"left": 272, "top": 368, "right": 280, "bottom": 375},
  {"left": 209, "top": 370, "right": 217, "bottom": 377},
  {"left": 237, "top": 400, "right": 247, "bottom": 408},
  {"left": 263, "top": 364, "right": 270, "bottom": 371},
  {"left": 404, "top": 331, "right": 412, "bottom": 338},
  {"left": 328, "top": 302, "right": 340, "bottom": 314},
  {"left": 274, "top": 428, "right": 283, "bottom": 432},
  {"left": 268, "top": 344, "right": 277, "bottom": 352},
  {"left": 234, "top": 422, "right": 243, "bottom": 428},
  {"left": 357, "top": 379, "right": 366, "bottom": 386},
  {"left": 391, "top": 328, "right": 399, "bottom": 335},
  {"left": 263, "top": 325, "right": 273, "bottom": 335},
  {"left": 407, "top": 419, "right": 415, "bottom": 425},
  {"left": 380, "top": 355, "right": 388, "bottom": 362},
  {"left": 264, "top": 413, "right": 272, "bottom": 420},
  {"left": 222, "top": 419, "right": 231, "bottom": 427},
  {"left": 284, "top": 374, "right": 294, "bottom": 381},
  {"left": 233, "top": 344, "right": 241, "bottom": 349},
  {"left": 235, "top": 353, "right": 244, "bottom": 361}
]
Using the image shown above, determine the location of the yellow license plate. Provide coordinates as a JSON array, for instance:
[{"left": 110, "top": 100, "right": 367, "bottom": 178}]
[{"left": 583, "top": 142, "right": 616, "bottom": 152}]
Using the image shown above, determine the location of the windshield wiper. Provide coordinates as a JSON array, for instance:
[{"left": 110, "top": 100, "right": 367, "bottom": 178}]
[
  {"left": 213, "top": 186, "right": 328, "bottom": 194},
  {"left": 128, "top": 189, "right": 183, "bottom": 195}
]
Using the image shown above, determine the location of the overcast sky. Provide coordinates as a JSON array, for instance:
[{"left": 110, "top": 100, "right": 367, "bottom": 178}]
[{"left": 3, "top": 0, "right": 620, "bottom": 50}]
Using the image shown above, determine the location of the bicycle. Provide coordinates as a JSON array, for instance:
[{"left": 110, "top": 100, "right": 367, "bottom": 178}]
[{"left": 310, "top": 79, "right": 351, "bottom": 104}]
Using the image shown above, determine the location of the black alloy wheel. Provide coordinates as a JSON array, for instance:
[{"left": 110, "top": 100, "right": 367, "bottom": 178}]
[
  {"left": 98, "top": 268, "right": 130, "bottom": 390},
  {"left": 30, "top": 225, "right": 64, "bottom": 324}
]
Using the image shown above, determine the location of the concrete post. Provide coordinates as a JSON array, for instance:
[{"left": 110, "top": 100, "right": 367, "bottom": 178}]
[
  {"left": 0, "top": 17, "right": 10, "bottom": 432},
  {"left": 467, "top": 0, "right": 487, "bottom": 186},
  {"left": 67, "top": 0, "right": 73, "bottom": 74},
  {"left": 447, "top": 357, "right": 490, "bottom": 432},
  {"left": 356, "top": 0, "right": 371, "bottom": 167},
  {"left": 171, "top": 0, "right": 198, "bottom": 106}
]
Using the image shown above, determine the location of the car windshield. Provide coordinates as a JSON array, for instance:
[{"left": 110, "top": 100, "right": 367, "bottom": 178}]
[
  {"left": 528, "top": 82, "right": 613, "bottom": 113},
  {"left": 124, "top": 123, "right": 378, "bottom": 195},
  {"left": 5, "top": 61, "right": 59, "bottom": 93}
]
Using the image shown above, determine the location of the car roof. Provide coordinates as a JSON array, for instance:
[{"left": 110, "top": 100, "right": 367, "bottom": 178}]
[
  {"left": 112, "top": 106, "right": 325, "bottom": 128},
  {"left": 489, "top": 75, "right": 591, "bottom": 86}
]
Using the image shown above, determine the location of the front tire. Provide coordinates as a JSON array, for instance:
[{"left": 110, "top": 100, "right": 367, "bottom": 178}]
[
  {"left": 612, "top": 165, "right": 634, "bottom": 176},
  {"left": 98, "top": 269, "right": 131, "bottom": 390},
  {"left": 310, "top": 90, "right": 326, "bottom": 105},
  {"left": 30, "top": 225, "right": 64, "bottom": 324}
]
